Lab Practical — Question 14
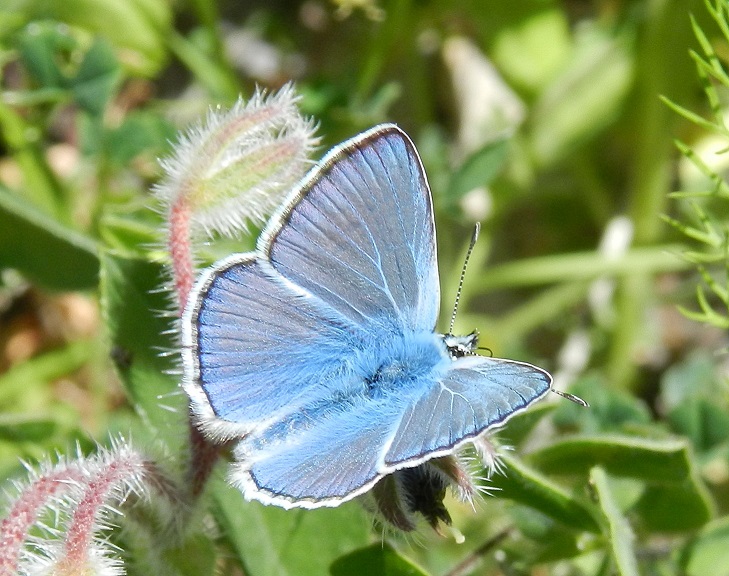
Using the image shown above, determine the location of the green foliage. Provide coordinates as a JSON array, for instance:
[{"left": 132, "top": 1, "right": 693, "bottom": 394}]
[
  {"left": 330, "top": 543, "right": 429, "bottom": 576},
  {"left": 663, "top": 1, "right": 729, "bottom": 330},
  {"left": 1, "top": 0, "right": 729, "bottom": 574},
  {"left": 0, "top": 184, "right": 98, "bottom": 289}
]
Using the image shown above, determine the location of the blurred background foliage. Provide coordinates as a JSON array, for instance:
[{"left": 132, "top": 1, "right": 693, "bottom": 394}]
[{"left": 2, "top": 0, "right": 729, "bottom": 574}]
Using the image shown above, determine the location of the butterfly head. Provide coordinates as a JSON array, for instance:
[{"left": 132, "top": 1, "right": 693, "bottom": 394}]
[{"left": 442, "top": 330, "right": 479, "bottom": 359}]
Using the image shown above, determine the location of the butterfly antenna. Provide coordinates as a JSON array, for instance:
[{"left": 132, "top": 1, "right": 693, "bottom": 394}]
[
  {"left": 551, "top": 388, "right": 590, "bottom": 407},
  {"left": 449, "top": 223, "right": 481, "bottom": 336}
]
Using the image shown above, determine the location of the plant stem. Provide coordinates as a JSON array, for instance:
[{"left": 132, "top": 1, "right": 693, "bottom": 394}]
[
  {"left": 167, "top": 195, "right": 219, "bottom": 498},
  {"left": 612, "top": 0, "right": 702, "bottom": 389},
  {"left": 471, "top": 245, "right": 689, "bottom": 292}
]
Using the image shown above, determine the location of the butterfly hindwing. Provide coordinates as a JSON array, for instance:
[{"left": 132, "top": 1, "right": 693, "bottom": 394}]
[
  {"left": 235, "top": 391, "right": 404, "bottom": 504},
  {"left": 384, "top": 356, "right": 552, "bottom": 466},
  {"left": 231, "top": 355, "right": 551, "bottom": 506}
]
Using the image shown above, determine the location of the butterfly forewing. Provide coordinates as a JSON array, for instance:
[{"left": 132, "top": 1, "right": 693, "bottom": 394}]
[
  {"left": 185, "top": 256, "right": 365, "bottom": 436},
  {"left": 263, "top": 126, "right": 440, "bottom": 332}
]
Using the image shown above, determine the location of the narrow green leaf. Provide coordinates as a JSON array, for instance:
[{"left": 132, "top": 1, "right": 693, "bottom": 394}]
[
  {"left": 445, "top": 139, "right": 509, "bottom": 203},
  {"left": 691, "top": 13, "right": 718, "bottom": 67},
  {"left": 590, "top": 467, "right": 639, "bottom": 576},
  {"left": 691, "top": 52, "right": 729, "bottom": 105},
  {"left": 0, "top": 414, "right": 58, "bottom": 442},
  {"left": 676, "top": 303, "right": 729, "bottom": 329},
  {"left": 0, "top": 185, "right": 98, "bottom": 290},
  {"left": 707, "top": 0, "right": 729, "bottom": 53},
  {"left": 166, "top": 30, "right": 240, "bottom": 101},
  {"left": 0, "top": 102, "right": 67, "bottom": 214},
  {"left": 330, "top": 543, "right": 429, "bottom": 576},
  {"left": 490, "top": 454, "right": 599, "bottom": 532},
  {"left": 528, "top": 436, "right": 693, "bottom": 482},
  {"left": 530, "top": 28, "right": 633, "bottom": 165},
  {"left": 0, "top": 339, "right": 94, "bottom": 403},
  {"left": 660, "top": 95, "right": 729, "bottom": 135},
  {"left": 673, "top": 139, "right": 729, "bottom": 197},
  {"left": 47, "top": 0, "right": 173, "bottom": 76},
  {"left": 474, "top": 245, "right": 689, "bottom": 292}
]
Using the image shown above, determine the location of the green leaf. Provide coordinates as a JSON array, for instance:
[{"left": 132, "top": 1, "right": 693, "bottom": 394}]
[
  {"left": 660, "top": 94, "right": 729, "bottom": 136},
  {"left": 99, "top": 251, "right": 185, "bottom": 447},
  {"left": 669, "top": 398, "right": 729, "bottom": 453},
  {"left": 330, "top": 543, "right": 429, "bottom": 576},
  {"left": 472, "top": 245, "right": 689, "bottom": 292},
  {"left": 529, "top": 25, "right": 633, "bottom": 166},
  {"left": 633, "top": 477, "right": 713, "bottom": 532},
  {"left": 498, "top": 402, "right": 555, "bottom": 446},
  {"left": 662, "top": 353, "right": 725, "bottom": 409},
  {"left": 681, "top": 516, "right": 729, "bottom": 576},
  {"left": 491, "top": 8, "right": 571, "bottom": 92},
  {"left": 99, "top": 212, "right": 164, "bottom": 256},
  {"left": 106, "top": 110, "right": 176, "bottom": 167},
  {"left": 528, "top": 436, "right": 695, "bottom": 482},
  {"left": 490, "top": 454, "right": 599, "bottom": 532},
  {"left": 44, "top": 0, "right": 173, "bottom": 76},
  {"left": 0, "top": 339, "right": 95, "bottom": 403},
  {"left": 508, "top": 506, "right": 583, "bottom": 561},
  {"left": 71, "top": 37, "right": 121, "bottom": 115},
  {"left": 17, "top": 21, "right": 74, "bottom": 88},
  {"left": 445, "top": 139, "right": 509, "bottom": 205},
  {"left": 163, "top": 533, "right": 217, "bottom": 576},
  {"left": 528, "top": 436, "right": 714, "bottom": 531},
  {"left": 211, "top": 479, "right": 371, "bottom": 576},
  {"left": 590, "top": 467, "right": 639, "bottom": 576},
  {"left": 0, "top": 414, "right": 58, "bottom": 442},
  {"left": 0, "top": 185, "right": 98, "bottom": 290}
]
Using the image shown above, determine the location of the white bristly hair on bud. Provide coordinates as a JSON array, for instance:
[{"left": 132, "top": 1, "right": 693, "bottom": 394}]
[{"left": 154, "top": 83, "right": 319, "bottom": 239}]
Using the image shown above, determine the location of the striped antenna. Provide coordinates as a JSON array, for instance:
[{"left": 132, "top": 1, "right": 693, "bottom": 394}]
[{"left": 449, "top": 223, "right": 480, "bottom": 336}]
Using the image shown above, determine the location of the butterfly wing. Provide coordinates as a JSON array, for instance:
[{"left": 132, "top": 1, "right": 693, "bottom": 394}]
[
  {"left": 232, "top": 389, "right": 406, "bottom": 505},
  {"left": 231, "top": 353, "right": 550, "bottom": 506},
  {"left": 182, "top": 255, "right": 366, "bottom": 440},
  {"left": 262, "top": 124, "right": 439, "bottom": 332},
  {"left": 384, "top": 356, "right": 552, "bottom": 466}
]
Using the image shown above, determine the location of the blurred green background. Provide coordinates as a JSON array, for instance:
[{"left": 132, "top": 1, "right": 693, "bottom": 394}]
[{"left": 2, "top": 0, "right": 729, "bottom": 575}]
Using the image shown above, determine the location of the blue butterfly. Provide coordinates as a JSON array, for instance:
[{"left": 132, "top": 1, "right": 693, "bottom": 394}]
[{"left": 181, "top": 124, "right": 551, "bottom": 510}]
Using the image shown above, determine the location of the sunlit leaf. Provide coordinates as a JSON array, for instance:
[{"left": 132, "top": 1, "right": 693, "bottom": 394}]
[
  {"left": 212, "top": 479, "right": 370, "bottom": 576},
  {"left": 330, "top": 543, "right": 429, "bottom": 576},
  {"left": 491, "top": 454, "right": 599, "bottom": 532}
]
